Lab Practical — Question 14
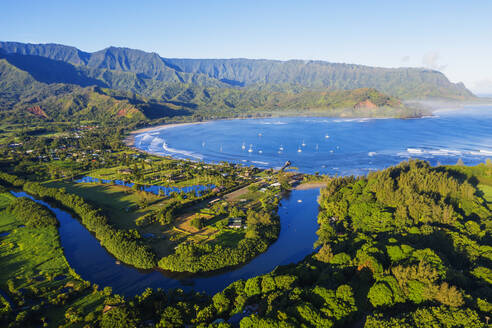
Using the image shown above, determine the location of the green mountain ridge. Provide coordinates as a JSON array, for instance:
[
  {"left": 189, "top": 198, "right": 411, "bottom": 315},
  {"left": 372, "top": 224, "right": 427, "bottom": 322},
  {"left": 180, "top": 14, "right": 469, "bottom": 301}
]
[
  {"left": 0, "top": 54, "right": 424, "bottom": 122},
  {"left": 0, "top": 41, "right": 475, "bottom": 101}
]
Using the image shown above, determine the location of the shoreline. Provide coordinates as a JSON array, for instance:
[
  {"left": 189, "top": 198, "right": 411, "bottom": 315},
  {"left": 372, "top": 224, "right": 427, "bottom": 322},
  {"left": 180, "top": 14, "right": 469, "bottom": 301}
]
[
  {"left": 123, "top": 112, "right": 430, "bottom": 149},
  {"left": 294, "top": 182, "right": 328, "bottom": 190},
  {"left": 124, "top": 121, "right": 209, "bottom": 147}
]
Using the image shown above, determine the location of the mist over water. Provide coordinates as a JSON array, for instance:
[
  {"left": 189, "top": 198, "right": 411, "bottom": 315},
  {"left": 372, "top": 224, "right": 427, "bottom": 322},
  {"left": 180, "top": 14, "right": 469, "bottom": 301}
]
[{"left": 135, "top": 105, "right": 492, "bottom": 175}]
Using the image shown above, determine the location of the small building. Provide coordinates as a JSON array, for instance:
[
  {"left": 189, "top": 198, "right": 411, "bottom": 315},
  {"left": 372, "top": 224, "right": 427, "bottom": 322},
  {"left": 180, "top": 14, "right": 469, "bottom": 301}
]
[
  {"left": 118, "top": 168, "right": 133, "bottom": 175},
  {"left": 227, "top": 217, "right": 244, "bottom": 229}
]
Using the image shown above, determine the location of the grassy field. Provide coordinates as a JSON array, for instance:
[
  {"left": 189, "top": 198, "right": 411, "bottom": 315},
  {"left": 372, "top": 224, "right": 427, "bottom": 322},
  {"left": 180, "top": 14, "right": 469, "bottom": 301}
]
[
  {"left": 44, "top": 180, "right": 164, "bottom": 229},
  {"left": 89, "top": 160, "right": 216, "bottom": 188},
  {"left": 0, "top": 192, "right": 104, "bottom": 326},
  {"left": 43, "top": 180, "right": 183, "bottom": 257},
  {"left": 445, "top": 162, "right": 492, "bottom": 206}
]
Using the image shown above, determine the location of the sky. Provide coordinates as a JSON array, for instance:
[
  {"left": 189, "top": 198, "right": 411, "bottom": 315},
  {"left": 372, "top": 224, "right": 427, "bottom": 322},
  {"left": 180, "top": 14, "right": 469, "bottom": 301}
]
[{"left": 1, "top": 0, "right": 492, "bottom": 93}]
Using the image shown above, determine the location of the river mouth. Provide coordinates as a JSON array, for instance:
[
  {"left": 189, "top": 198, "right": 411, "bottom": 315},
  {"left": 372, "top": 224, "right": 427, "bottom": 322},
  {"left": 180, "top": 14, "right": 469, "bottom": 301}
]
[
  {"left": 133, "top": 106, "right": 492, "bottom": 175},
  {"left": 11, "top": 188, "right": 320, "bottom": 296}
]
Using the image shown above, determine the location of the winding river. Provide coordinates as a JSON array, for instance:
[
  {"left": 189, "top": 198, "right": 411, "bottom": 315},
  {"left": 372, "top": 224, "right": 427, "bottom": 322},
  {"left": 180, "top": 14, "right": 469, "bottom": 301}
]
[{"left": 11, "top": 188, "right": 320, "bottom": 296}]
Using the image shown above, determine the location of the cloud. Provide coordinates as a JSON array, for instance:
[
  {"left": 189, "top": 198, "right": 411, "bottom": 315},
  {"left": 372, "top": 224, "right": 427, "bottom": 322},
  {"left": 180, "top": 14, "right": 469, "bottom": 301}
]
[
  {"left": 422, "top": 51, "right": 447, "bottom": 71},
  {"left": 401, "top": 56, "right": 410, "bottom": 63}
]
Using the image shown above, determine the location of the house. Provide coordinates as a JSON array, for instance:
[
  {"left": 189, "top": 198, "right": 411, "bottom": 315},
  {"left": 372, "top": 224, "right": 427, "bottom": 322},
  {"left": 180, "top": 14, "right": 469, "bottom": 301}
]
[{"left": 227, "top": 217, "right": 244, "bottom": 229}]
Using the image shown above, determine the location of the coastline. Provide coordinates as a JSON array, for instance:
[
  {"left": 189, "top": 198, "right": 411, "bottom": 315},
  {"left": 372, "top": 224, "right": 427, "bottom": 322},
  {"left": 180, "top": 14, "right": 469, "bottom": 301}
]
[
  {"left": 124, "top": 121, "right": 208, "bottom": 148},
  {"left": 123, "top": 111, "right": 429, "bottom": 149}
]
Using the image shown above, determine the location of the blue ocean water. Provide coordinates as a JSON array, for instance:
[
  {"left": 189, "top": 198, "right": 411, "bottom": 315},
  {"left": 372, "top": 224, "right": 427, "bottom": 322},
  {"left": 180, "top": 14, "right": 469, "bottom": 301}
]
[{"left": 135, "top": 105, "right": 492, "bottom": 175}]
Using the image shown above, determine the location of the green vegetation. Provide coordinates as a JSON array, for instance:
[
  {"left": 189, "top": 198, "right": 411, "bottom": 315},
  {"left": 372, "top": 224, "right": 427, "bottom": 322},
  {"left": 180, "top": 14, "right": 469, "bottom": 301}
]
[
  {"left": 0, "top": 192, "right": 106, "bottom": 327},
  {"left": 1, "top": 141, "right": 492, "bottom": 327},
  {"left": 0, "top": 174, "right": 157, "bottom": 269},
  {"left": 6, "top": 197, "right": 58, "bottom": 227},
  {"left": 311, "top": 160, "right": 491, "bottom": 326}
]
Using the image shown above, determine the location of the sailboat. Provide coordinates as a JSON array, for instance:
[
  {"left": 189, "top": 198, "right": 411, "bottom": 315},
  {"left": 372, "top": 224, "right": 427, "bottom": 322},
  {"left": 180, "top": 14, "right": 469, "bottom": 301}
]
[
  {"left": 241, "top": 142, "right": 246, "bottom": 150},
  {"left": 325, "top": 134, "right": 330, "bottom": 139},
  {"left": 297, "top": 147, "right": 302, "bottom": 153},
  {"left": 301, "top": 140, "right": 306, "bottom": 147},
  {"left": 258, "top": 150, "right": 263, "bottom": 154},
  {"left": 316, "top": 144, "right": 319, "bottom": 151},
  {"left": 248, "top": 144, "right": 253, "bottom": 153},
  {"left": 279, "top": 145, "right": 284, "bottom": 151},
  {"left": 202, "top": 141, "right": 206, "bottom": 147}
]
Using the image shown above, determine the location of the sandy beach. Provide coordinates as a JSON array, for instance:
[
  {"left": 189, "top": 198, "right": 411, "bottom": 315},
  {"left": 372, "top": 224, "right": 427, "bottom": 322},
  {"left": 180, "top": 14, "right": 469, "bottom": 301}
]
[
  {"left": 293, "top": 182, "right": 328, "bottom": 190},
  {"left": 123, "top": 121, "right": 208, "bottom": 147}
]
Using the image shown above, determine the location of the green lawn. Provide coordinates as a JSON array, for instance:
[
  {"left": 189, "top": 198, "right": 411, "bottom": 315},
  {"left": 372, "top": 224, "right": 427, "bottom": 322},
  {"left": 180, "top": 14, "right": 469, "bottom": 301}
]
[
  {"left": 211, "top": 229, "right": 245, "bottom": 248},
  {"left": 44, "top": 181, "right": 164, "bottom": 229},
  {"left": 0, "top": 193, "right": 105, "bottom": 326}
]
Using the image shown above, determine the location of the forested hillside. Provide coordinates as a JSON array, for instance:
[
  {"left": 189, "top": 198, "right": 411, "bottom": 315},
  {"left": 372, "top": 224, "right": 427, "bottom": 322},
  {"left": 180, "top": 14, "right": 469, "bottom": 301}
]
[
  {"left": 0, "top": 55, "right": 423, "bottom": 122},
  {"left": 0, "top": 42, "right": 475, "bottom": 101}
]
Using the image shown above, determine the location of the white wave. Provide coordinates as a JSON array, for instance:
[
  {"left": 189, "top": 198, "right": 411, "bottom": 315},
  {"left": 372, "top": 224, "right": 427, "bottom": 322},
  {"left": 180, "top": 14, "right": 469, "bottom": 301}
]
[
  {"left": 141, "top": 133, "right": 154, "bottom": 141},
  {"left": 260, "top": 121, "right": 287, "bottom": 125},
  {"left": 150, "top": 137, "right": 164, "bottom": 145},
  {"left": 162, "top": 142, "right": 203, "bottom": 160},
  {"left": 470, "top": 149, "right": 492, "bottom": 156},
  {"left": 428, "top": 149, "right": 462, "bottom": 156},
  {"left": 251, "top": 160, "right": 269, "bottom": 165},
  {"left": 333, "top": 119, "right": 360, "bottom": 123}
]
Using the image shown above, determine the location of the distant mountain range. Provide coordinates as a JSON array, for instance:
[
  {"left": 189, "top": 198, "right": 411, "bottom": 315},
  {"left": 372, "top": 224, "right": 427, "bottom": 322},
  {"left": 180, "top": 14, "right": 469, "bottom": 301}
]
[{"left": 0, "top": 41, "right": 476, "bottom": 122}]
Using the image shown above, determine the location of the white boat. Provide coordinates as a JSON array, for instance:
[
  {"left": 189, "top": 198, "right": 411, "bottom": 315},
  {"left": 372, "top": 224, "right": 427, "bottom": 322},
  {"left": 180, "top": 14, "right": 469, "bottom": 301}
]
[
  {"left": 279, "top": 145, "right": 284, "bottom": 151},
  {"left": 258, "top": 150, "right": 263, "bottom": 154},
  {"left": 241, "top": 142, "right": 246, "bottom": 150},
  {"left": 202, "top": 141, "right": 206, "bottom": 147},
  {"left": 248, "top": 145, "right": 253, "bottom": 153},
  {"left": 325, "top": 134, "right": 330, "bottom": 139},
  {"left": 297, "top": 147, "right": 302, "bottom": 153},
  {"left": 301, "top": 140, "right": 306, "bottom": 147}
]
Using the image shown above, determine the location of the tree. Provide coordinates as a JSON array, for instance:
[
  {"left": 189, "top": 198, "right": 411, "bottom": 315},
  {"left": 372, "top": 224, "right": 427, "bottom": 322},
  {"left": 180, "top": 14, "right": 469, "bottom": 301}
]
[
  {"left": 100, "top": 307, "right": 139, "bottom": 328},
  {"left": 315, "top": 244, "right": 334, "bottom": 263}
]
